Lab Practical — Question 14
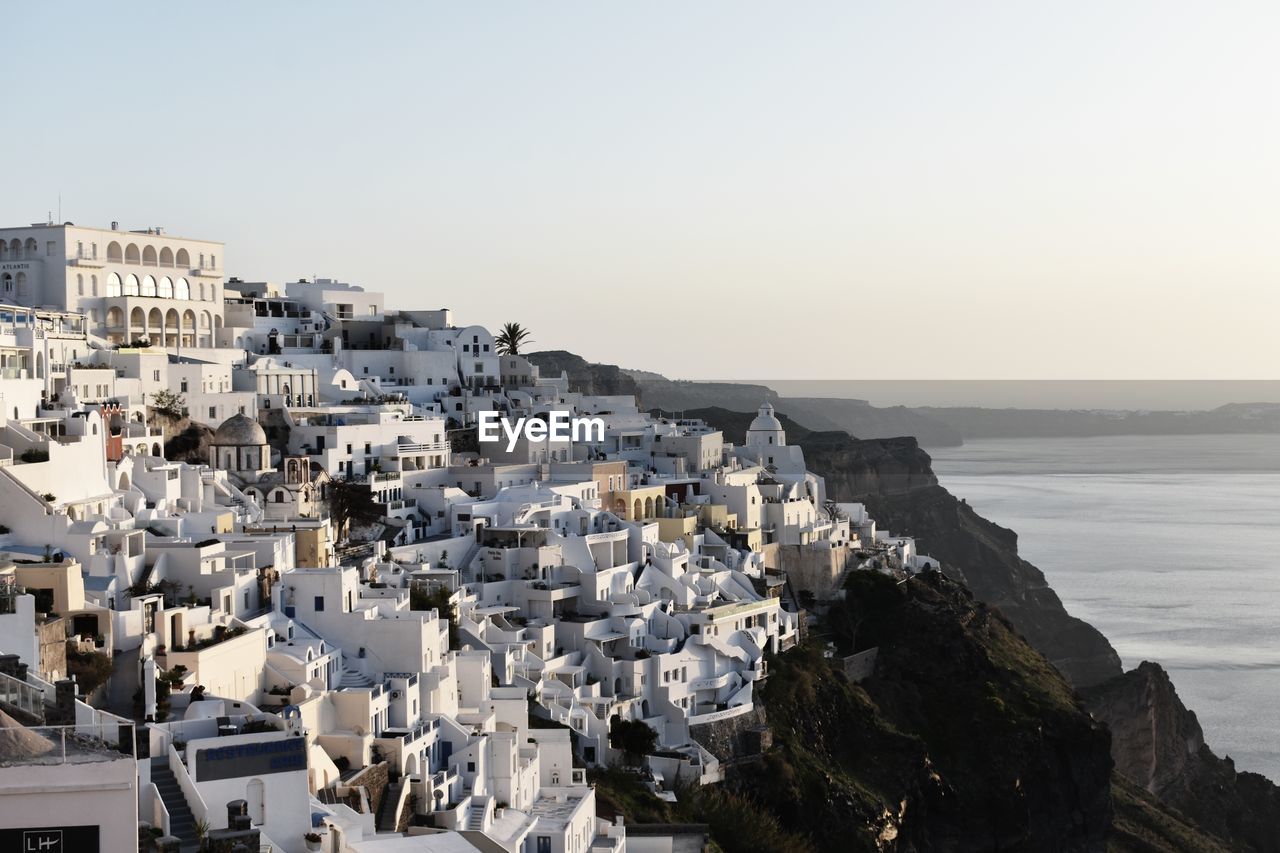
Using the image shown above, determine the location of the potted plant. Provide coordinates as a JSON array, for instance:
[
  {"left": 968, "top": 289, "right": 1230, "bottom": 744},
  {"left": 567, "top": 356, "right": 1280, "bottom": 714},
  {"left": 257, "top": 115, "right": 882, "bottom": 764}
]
[
  {"left": 304, "top": 831, "right": 323, "bottom": 851},
  {"left": 193, "top": 818, "right": 210, "bottom": 850}
]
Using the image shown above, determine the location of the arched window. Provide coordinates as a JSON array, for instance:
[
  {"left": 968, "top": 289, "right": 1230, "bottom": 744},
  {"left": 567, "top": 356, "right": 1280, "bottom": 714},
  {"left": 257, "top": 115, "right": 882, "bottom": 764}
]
[
  {"left": 107, "top": 273, "right": 122, "bottom": 297},
  {"left": 141, "top": 276, "right": 157, "bottom": 297},
  {"left": 158, "top": 277, "right": 173, "bottom": 298},
  {"left": 159, "top": 247, "right": 173, "bottom": 267},
  {"left": 175, "top": 278, "right": 190, "bottom": 300},
  {"left": 24, "top": 239, "right": 38, "bottom": 259},
  {"left": 77, "top": 274, "right": 84, "bottom": 296},
  {"left": 91, "top": 275, "right": 98, "bottom": 296},
  {"left": 198, "top": 282, "right": 206, "bottom": 300},
  {"left": 107, "top": 241, "right": 122, "bottom": 262},
  {"left": 124, "top": 274, "right": 139, "bottom": 296},
  {"left": 2, "top": 274, "right": 12, "bottom": 294},
  {"left": 176, "top": 248, "right": 190, "bottom": 267},
  {"left": 142, "top": 246, "right": 157, "bottom": 266},
  {"left": 200, "top": 310, "right": 211, "bottom": 328},
  {"left": 125, "top": 244, "right": 140, "bottom": 264},
  {"left": 130, "top": 307, "right": 145, "bottom": 328}
]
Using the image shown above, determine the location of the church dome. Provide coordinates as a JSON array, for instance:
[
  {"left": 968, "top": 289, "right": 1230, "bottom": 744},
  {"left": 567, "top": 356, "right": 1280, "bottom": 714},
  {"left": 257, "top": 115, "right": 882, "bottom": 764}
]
[
  {"left": 748, "top": 402, "right": 783, "bottom": 433},
  {"left": 212, "top": 413, "right": 267, "bottom": 446}
]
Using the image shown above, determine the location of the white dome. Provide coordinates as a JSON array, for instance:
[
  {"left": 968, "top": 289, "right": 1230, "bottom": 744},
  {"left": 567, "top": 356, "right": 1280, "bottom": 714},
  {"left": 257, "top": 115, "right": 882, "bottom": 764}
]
[
  {"left": 212, "top": 413, "right": 267, "bottom": 446},
  {"left": 748, "top": 402, "right": 783, "bottom": 433}
]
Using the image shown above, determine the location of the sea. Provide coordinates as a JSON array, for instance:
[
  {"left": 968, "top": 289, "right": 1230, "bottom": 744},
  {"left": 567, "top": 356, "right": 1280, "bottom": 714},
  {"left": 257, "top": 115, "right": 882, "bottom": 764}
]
[{"left": 928, "top": 434, "right": 1280, "bottom": 782}]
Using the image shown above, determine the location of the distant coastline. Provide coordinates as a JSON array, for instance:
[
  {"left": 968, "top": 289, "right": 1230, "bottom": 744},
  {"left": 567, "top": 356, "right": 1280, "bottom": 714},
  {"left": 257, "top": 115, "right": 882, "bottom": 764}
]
[{"left": 632, "top": 375, "right": 1280, "bottom": 448}]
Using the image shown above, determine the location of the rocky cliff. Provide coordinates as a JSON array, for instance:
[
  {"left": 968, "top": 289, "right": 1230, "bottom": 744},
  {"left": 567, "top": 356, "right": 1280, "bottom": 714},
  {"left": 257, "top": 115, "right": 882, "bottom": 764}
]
[
  {"left": 527, "top": 350, "right": 641, "bottom": 397},
  {"left": 1083, "top": 662, "right": 1280, "bottom": 852},
  {"left": 736, "top": 571, "right": 1114, "bottom": 851}
]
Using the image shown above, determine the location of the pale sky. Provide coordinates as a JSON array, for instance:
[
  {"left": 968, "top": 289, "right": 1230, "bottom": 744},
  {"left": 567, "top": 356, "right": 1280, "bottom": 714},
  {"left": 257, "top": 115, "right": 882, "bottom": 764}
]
[{"left": 4, "top": 2, "right": 1278, "bottom": 380}]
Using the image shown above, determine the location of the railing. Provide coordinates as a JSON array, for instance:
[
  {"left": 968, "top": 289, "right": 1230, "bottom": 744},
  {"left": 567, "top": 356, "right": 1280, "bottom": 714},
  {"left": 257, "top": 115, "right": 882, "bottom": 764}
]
[
  {"left": 396, "top": 442, "right": 448, "bottom": 453},
  {"left": 169, "top": 741, "right": 210, "bottom": 823},
  {"left": 0, "top": 722, "right": 134, "bottom": 766},
  {"left": 0, "top": 670, "right": 45, "bottom": 719}
]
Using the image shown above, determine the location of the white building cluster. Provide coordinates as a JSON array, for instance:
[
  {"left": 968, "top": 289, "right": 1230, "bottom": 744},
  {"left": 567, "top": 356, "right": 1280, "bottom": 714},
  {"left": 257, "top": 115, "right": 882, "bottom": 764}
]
[{"left": 0, "top": 219, "right": 932, "bottom": 853}]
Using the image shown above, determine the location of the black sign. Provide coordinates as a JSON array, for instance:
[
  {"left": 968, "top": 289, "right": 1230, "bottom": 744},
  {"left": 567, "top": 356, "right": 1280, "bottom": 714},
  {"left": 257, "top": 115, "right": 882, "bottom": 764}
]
[
  {"left": 195, "top": 736, "right": 306, "bottom": 781},
  {"left": 0, "top": 825, "right": 99, "bottom": 852}
]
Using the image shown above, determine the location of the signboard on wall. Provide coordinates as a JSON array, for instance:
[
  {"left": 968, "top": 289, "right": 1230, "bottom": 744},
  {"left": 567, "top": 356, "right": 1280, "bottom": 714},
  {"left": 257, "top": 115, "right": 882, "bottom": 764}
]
[
  {"left": 195, "top": 735, "right": 306, "bottom": 782},
  {"left": 0, "top": 825, "right": 100, "bottom": 852}
]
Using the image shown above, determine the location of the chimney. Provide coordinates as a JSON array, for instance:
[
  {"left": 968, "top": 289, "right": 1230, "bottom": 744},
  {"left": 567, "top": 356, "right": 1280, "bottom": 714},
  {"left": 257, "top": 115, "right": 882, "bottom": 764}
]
[{"left": 227, "top": 799, "right": 250, "bottom": 830}]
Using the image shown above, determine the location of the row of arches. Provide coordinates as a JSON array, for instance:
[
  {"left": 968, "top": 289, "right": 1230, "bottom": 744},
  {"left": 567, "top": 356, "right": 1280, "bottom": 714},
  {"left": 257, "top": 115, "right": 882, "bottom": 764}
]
[
  {"left": 105, "top": 242, "right": 213, "bottom": 270},
  {"left": 101, "top": 272, "right": 211, "bottom": 300},
  {"left": 0, "top": 238, "right": 38, "bottom": 260},
  {"left": 106, "top": 306, "right": 220, "bottom": 347}
]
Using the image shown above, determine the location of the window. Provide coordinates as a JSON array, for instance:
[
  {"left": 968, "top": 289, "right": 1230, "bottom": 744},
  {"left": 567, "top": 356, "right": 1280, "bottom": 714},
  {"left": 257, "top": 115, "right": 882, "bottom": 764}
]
[
  {"left": 180, "top": 380, "right": 188, "bottom": 392},
  {"left": 153, "top": 370, "right": 161, "bottom": 382},
  {"left": 209, "top": 407, "right": 217, "bottom": 418},
  {"left": 314, "top": 596, "right": 325, "bottom": 611}
]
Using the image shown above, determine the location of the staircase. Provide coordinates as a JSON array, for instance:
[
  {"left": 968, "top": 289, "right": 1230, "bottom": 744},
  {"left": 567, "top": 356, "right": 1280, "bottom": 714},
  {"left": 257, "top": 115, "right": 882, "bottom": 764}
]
[
  {"left": 376, "top": 777, "right": 405, "bottom": 833},
  {"left": 466, "top": 795, "right": 489, "bottom": 832},
  {"left": 339, "top": 663, "right": 375, "bottom": 688},
  {"left": 150, "top": 756, "right": 200, "bottom": 851}
]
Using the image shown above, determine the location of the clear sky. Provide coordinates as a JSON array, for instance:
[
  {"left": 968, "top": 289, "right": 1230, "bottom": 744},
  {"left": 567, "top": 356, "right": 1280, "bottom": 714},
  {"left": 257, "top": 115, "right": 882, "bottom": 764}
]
[{"left": 4, "top": 2, "right": 1277, "bottom": 380}]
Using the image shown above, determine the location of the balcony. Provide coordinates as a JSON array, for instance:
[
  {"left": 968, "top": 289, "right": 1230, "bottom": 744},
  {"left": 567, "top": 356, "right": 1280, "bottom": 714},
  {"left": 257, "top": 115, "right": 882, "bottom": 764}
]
[
  {"left": 689, "top": 672, "right": 733, "bottom": 692},
  {"left": 396, "top": 442, "right": 448, "bottom": 453},
  {"left": 70, "top": 255, "right": 106, "bottom": 268}
]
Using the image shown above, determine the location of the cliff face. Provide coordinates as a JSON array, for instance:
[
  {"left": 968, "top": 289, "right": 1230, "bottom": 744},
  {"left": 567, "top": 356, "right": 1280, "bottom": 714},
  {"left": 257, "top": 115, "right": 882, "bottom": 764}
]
[
  {"left": 1083, "top": 662, "right": 1280, "bottom": 853},
  {"left": 686, "top": 406, "right": 1124, "bottom": 688},
  {"left": 735, "top": 572, "right": 1113, "bottom": 852},
  {"left": 527, "top": 351, "right": 640, "bottom": 397}
]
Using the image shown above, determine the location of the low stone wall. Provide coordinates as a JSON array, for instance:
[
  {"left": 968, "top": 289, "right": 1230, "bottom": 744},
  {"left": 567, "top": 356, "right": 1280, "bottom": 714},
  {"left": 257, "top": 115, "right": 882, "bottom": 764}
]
[
  {"left": 775, "top": 543, "right": 854, "bottom": 599},
  {"left": 348, "top": 760, "right": 390, "bottom": 816},
  {"left": 689, "top": 703, "right": 768, "bottom": 764},
  {"left": 842, "top": 647, "right": 879, "bottom": 683}
]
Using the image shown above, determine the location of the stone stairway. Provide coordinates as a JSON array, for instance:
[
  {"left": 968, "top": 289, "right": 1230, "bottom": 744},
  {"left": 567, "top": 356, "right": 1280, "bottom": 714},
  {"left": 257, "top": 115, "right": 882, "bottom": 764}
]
[
  {"left": 376, "top": 777, "right": 405, "bottom": 832},
  {"left": 150, "top": 756, "right": 200, "bottom": 851},
  {"left": 466, "top": 795, "right": 488, "bottom": 832},
  {"left": 339, "top": 663, "right": 375, "bottom": 688}
]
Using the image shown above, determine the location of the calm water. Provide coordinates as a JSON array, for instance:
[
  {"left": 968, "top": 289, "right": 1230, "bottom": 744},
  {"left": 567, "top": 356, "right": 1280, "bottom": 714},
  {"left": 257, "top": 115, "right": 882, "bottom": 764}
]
[{"left": 929, "top": 435, "right": 1280, "bottom": 781}]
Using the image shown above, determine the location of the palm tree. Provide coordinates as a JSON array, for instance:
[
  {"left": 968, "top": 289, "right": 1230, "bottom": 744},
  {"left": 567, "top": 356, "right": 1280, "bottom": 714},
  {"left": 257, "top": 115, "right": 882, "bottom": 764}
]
[{"left": 494, "top": 322, "right": 532, "bottom": 356}]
